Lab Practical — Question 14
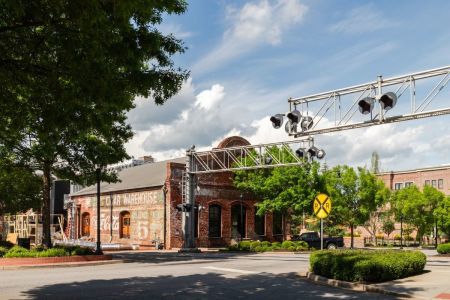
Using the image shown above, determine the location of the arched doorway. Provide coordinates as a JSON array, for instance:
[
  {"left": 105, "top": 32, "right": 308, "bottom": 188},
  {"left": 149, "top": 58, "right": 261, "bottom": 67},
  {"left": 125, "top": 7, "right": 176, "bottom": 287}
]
[
  {"left": 120, "top": 211, "right": 131, "bottom": 239},
  {"left": 231, "top": 205, "right": 246, "bottom": 239},
  {"left": 81, "top": 213, "right": 90, "bottom": 237}
]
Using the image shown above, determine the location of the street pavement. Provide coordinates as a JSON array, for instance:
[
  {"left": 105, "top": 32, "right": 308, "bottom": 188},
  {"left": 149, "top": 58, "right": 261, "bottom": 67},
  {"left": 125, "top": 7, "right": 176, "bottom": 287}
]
[{"left": 0, "top": 252, "right": 394, "bottom": 299}]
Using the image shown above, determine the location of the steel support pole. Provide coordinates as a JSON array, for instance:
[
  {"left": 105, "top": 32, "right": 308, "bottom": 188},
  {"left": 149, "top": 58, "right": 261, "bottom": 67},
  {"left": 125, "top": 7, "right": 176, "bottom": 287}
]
[
  {"left": 95, "top": 167, "right": 103, "bottom": 255},
  {"left": 320, "top": 219, "right": 323, "bottom": 250},
  {"left": 181, "top": 147, "right": 198, "bottom": 251}
]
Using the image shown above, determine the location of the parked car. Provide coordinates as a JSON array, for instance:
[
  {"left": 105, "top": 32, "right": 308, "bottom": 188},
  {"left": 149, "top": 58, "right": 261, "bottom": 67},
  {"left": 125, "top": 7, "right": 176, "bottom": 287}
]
[{"left": 291, "top": 231, "right": 344, "bottom": 249}]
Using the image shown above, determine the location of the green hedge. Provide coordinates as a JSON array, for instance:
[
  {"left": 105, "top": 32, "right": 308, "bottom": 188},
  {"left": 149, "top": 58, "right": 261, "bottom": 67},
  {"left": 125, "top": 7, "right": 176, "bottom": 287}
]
[
  {"left": 230, "top": 240, "right": 312, "bottom": 252},
  {"left": 310, "top": 250, "right": 426, "bottom": 282},
  {"left": 437, "top": 243, "right": 450, "bottom": 254},
  {"left": 2, "top": 245, "right": 94, "bottom": 258}
]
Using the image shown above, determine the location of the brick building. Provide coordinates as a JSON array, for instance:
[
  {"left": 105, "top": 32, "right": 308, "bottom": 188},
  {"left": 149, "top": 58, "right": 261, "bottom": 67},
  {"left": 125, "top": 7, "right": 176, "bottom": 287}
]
[
  {"left": 378, "top": 165, "right": 450, "bottom": 195},
  {"left": 68, "top": 136, "right": 286, "bottom": 249}
]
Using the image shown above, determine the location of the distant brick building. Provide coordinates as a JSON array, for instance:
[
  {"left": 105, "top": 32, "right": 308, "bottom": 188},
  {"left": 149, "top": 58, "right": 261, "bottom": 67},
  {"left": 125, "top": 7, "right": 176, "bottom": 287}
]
[
  {"left": 68, "top": 137, "right": 286, "bottom": 249},
  {"left": 377, "top": 165, "right": 450, "bottom": 195}
]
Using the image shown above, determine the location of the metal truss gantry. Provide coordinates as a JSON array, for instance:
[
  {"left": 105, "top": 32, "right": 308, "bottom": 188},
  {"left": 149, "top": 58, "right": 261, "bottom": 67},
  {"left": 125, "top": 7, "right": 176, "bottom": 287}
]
[
  {"left": 180, "top": 137, "right": 316, "bottom": 251},
  {"left": 287, "top": 65, "right": 450, "bottom": 137}
]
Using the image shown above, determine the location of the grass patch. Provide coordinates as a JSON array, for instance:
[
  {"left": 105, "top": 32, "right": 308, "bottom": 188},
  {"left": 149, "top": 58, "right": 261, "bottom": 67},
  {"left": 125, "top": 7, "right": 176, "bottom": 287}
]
[{"left": 310, "top": 249, "right": 426, "bottom": 282}]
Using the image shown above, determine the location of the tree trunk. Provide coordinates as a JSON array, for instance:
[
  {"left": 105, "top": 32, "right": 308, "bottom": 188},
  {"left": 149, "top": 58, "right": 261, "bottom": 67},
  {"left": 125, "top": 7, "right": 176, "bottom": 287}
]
[
  {"left": 42, "top": 162, "right": 52, "bottom": 248},
  {"left": 350, "top": 223, "right": 354, "bottom": 249}
]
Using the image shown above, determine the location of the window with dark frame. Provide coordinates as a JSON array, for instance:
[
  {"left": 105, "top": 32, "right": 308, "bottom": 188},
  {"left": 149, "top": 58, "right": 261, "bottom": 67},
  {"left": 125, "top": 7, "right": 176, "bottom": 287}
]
[
  {"left": 273, "top": 211, "right": 283, "bottom": 235},
  {"left": 208, "top": 205, "right": 222, "bottom": 238},
  {"left": 432, "top": 180, "right": 437, "bottom": 188},
  {"left": 404, "top": 182, "right": 414, "bottom": 187},
  {"left": 394, "top": 182, "right": 403, "bottom": 190},
  {"left": 425, "top": 180, "right": 430, "bottom": 186},
  {"left": 438, "top": 179, "right": 444, "bottom": 189},
  {"left": 254, "top": 211, "right": 265, "bottom": 236},
  {"left": 120, "top": 211, "right": 131, "bottom": 239}
]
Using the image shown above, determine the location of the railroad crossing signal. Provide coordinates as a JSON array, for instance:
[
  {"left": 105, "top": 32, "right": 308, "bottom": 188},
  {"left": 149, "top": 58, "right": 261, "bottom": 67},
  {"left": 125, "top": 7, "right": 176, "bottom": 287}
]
[{"left": 313, "top": 193, "right": 331, "bottom": 219}]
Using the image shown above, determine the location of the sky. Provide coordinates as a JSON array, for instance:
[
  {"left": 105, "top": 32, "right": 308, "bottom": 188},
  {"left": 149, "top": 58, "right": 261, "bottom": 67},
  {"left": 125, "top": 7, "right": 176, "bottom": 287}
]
[{"left": 125, "top": 0, "right": 450, "bottom": 172}]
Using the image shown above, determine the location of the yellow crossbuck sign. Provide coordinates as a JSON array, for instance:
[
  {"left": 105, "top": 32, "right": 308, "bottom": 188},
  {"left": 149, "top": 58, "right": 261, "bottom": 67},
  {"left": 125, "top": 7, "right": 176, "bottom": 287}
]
[{"left": 313, "top": 193, "right": 331, "bottom": 219}]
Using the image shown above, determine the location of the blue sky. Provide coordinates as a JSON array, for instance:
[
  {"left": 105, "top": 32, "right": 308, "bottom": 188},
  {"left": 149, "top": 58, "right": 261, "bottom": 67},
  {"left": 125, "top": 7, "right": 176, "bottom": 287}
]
[{"left": 126, "top": 0, "right": 450, "bottom": 171}]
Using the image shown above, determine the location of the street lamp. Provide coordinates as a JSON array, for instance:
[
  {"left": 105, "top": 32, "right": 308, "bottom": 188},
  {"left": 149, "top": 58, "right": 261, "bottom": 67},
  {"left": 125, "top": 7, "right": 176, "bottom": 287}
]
[{"left": 94, "top": 166, "right": 103, "bottom": 255}]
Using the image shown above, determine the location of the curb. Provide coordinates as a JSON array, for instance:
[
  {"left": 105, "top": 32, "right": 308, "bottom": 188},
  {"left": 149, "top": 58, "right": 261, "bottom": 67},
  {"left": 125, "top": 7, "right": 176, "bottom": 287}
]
[
  {"left": 1, "top": 259, "right": 125, "bottom": 270},
  {"left": 297, "top": 271, "right": 420, "bottom": 299}
]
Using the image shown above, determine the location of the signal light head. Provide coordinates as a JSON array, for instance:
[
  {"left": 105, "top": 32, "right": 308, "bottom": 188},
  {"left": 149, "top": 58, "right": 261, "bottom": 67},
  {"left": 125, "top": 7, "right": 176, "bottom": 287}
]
[
  {"left": 270, "top": 114, "right": 284, "bottom": 129},
  {"left": 285, "top": 120, "right": 297, "bottom": 134},
  {"left": 358, "top": 97, "right": 375, "bottom": 115},
  {"left": 295, "top": 148, "right": 307, "bottom": 159},
  {"left": 308, "top": 146, "right": 326, "bottom": 160},
  {"left": 300, "top": 116, "right": 313, "bottom": 131},
  {"left": 287, "top": 109, "right": 301, "bottom": 124},
  {"left": 379, "top": 92, "right": 397, "bottom": 111}
]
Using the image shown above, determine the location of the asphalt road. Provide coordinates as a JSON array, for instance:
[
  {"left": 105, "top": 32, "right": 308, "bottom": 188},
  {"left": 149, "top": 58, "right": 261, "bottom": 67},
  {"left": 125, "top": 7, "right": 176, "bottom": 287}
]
[{"left": 0, "top": 252, "right": 394, "bottom": 299}]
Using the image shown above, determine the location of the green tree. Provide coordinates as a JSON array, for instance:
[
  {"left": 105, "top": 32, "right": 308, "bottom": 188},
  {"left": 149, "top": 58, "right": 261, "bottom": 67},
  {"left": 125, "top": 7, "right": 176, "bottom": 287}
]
[
  {"left": 233, "top": 146, "right": 324, "bottom": 238},
  {"left": 434, "top": 195, "right": 450, "bottom": 238},
  {"left": 0, "top": 0, "right": 189, "bottom": 247},
  {"left": 324, "top": 166, "right": 388, "bottom": 248},
  {"left": 0, "top": 157, "right": 42, "bottom": 215},
  {"left": 391, "top": 185, "right": 442, "bottom": 244},
  {"left": 382, "top": 218, "right": 395, "bottom": 238}
]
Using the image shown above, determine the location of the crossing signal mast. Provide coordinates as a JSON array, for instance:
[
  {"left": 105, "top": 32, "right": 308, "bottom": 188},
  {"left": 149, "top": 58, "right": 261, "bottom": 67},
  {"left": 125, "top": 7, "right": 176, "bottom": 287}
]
[
  {"left": 180, "top": 65, "right": 449, "bottom": 252},
  {"left": 270, "top": 65, "right": 450, "bottom": 137}
]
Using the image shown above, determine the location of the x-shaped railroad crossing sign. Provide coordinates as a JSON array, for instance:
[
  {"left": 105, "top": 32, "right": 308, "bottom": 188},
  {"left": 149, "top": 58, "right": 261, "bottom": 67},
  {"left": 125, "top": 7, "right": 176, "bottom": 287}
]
[{"left": 313, "top": 193, "right": 331, "bottom": 219}]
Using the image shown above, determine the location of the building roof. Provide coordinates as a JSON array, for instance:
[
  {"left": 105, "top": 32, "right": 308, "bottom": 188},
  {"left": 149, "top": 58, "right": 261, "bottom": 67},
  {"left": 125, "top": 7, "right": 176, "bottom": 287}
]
[
  {"left": 377, "top": 164, "right": 450, "bottom": 176},
  {"left": 71, "top": 157, "right": 185, "bottom": 197}
]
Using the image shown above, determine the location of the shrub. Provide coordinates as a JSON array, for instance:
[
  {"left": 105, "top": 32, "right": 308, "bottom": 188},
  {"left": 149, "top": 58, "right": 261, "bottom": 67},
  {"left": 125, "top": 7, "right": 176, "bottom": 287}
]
[
  {"left": 254, "top": 246, "right": 263, "bottom": 252},
  {"left": 310, "top": 250, "right": 426, "bottom": 282},
  {"left": 0, "top": 246, "right": 9, "bottom": 257},
  {"left": 394, "top": 234, "right": 401, "bottom": 240},
  {"left": 36, "top": 248, "right": 68, "bottom": 257},
  {"left": 238, "top": 241, "right": 251, "bottom": 251},
  {"left": 294, "top": 241, "right": 309, "bottom": 248},
  {"left": 69, "top": 246, "right": 94, "bottom": 256},
  {"left": 287, "top": 246, "right": 296, "bottom": 251},
  {"left": 437, "top": 243, "right": 450, "bottom": 254},
  {"left": 250, "top": 241, "right": 261, "bottom": 250},
  {"left": 296, "top": 246, "right": 308, "bottom": 251},
  {"left": 271, "top": 242, "right": 281, "bottom": 248},
  {"left": 281, "top": 241, "right": 294, "bottom": 249},
  {"left": 261, "top": 241, "right": 271, "bottom": 247},
  {"left": 4, "top": 246, "right": 34, "bottom": 258},
  {"left": 33, "top": 245, "right": 46, "bottom": 252}
]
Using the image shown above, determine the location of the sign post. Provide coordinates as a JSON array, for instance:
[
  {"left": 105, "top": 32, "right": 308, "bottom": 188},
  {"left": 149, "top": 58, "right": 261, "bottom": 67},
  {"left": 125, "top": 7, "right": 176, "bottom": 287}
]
[{"left": 313, "top": 193, "right": 332, "bottom": 250}]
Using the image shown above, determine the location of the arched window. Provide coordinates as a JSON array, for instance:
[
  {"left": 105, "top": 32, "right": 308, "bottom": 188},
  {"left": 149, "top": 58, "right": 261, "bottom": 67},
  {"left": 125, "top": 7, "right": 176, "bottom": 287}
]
[
  {"left": 81, "top": 212, "right": 90, "bottom": 237},
  {"left": 120, "top": 211, "right": 131, "bottom": 239},
  {"left": 209, "top": 205, "right": 222, "bottom": 238},
  {"left": 254, "top": 211, "right": 265, "bottom": 236},
  {"left": 231, "top": 204, "right": 246, "bottom": 239}
]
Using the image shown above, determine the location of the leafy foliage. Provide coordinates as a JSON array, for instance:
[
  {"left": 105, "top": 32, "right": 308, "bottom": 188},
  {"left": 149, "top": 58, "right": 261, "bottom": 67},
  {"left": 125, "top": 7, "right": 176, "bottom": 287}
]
[
  {"left": 390, "top": 185, "right": 444, "bottom": 243},
  {"left": 0, "top": 0, "right": 189, "bottom": 246},
  {"left": 437, "top": 243, "right": 450, "bottom": 254},
  {"left": 323, "top": 166, "right": 389, "bottom": 247},
  {"left": 233, "top": 146, "right": 323, "bottom": 216},
  {"left": 310, "top": 250, "right": 426, "bottom": 282},
  {"left": 2, "top": 245, "right": 93, "bottom": 258}
]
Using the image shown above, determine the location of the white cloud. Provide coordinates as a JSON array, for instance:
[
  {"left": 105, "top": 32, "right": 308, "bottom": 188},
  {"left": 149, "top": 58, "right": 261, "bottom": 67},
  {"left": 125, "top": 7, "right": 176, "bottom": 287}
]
[
  {"left": 329, "top": 4, "right": 398, "bottom": 35},
  {"left": 192, "top": 0, "right": 308, "bottom": 75},
  {"left": 158, "top": 23, "right": 193, "bottom": 39},
  {"left": 195, "top": 84, "right": 225, "bottom": 110}
]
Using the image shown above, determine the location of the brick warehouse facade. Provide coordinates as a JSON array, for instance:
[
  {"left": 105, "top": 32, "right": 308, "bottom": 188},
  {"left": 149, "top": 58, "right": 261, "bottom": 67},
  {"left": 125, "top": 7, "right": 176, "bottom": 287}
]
[{"left": 68, "top": 137, "right": 287, "bottom": 249}]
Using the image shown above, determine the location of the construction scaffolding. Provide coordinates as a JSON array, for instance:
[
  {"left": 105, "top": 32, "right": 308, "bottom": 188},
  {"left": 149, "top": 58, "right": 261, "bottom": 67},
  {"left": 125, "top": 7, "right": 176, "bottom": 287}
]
[{"left": 2, "top": 212, "right": 66, "bottom": 245}]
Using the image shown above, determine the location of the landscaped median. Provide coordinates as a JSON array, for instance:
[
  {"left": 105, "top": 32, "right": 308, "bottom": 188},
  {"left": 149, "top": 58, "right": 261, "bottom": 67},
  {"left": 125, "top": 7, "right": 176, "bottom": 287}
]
[
  {"left": 309, "top": 249, "right": 426, "bottom": 283},
  {"left": 0, "top": 242, "right": 112, "bottom": 267}
]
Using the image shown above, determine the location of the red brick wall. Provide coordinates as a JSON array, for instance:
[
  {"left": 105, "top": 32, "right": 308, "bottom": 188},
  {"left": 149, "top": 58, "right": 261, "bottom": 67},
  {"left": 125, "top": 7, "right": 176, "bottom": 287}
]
[{"left": 378, "top": 167, "right": 450, "bottom": 195}]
